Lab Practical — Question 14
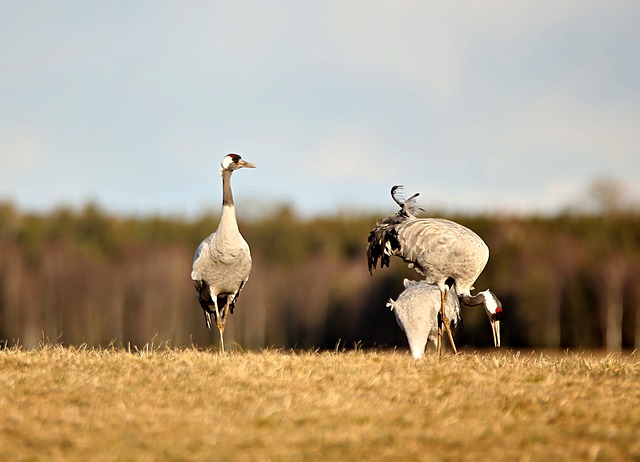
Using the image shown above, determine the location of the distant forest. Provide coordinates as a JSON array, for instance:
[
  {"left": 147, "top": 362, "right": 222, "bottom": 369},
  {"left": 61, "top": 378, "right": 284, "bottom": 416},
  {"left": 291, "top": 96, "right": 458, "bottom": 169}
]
[{"left": 1, "top": 200, "right": 639, "bottom": 351}]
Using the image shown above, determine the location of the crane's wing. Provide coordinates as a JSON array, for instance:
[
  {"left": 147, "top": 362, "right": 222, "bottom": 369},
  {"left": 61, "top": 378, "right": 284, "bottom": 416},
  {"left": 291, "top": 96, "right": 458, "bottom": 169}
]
[
  {"left": 193, "top": 240, "right": 206, "bottom": 267},
  {"left": 396, "top": 218, "right": 489, "bottom": 289}
]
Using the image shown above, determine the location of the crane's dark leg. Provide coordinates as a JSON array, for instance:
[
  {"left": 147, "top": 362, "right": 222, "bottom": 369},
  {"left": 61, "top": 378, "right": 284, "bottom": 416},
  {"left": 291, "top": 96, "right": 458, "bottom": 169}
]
[
  {"left": 203, "top": 310, "right": 212, "bottom": 330},
  {"left": 437, "top": 312, "right": 443, "bottom": 357},
  {"left": 439, "top": 289, "right": 458, "bottom": 356}
]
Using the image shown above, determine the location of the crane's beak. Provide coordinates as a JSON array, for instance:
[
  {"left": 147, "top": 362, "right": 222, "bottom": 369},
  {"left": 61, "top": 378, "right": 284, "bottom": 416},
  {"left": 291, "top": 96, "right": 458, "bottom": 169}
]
[
  {"left": 490, "top": 318, "right": 501, "bottom": 348},
  {"left": 238, "top": 159, "right": 256, "bottom": 168}
]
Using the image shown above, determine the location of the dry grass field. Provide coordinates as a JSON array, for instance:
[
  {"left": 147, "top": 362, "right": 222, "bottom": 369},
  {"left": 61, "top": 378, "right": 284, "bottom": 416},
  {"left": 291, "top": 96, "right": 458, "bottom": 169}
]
[{"left": 1, "top": 346, "right": 639, "bottom": 462}]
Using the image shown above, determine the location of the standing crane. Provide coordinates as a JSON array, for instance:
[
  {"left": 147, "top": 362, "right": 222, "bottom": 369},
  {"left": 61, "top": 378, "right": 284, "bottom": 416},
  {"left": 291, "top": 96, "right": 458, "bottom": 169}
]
[
  {"left": 191, "top": 153, "right": 256, "bottom": 351},
  {"left": 367, "top": 185, "right": 493, "bottom": 356},
  {"left": 387, "top": 279, "right": 502, "bottom": 359}
]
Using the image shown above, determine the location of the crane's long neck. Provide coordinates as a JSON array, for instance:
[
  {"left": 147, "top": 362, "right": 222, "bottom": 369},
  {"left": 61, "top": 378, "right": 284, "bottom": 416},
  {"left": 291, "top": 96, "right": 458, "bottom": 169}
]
[
  {"left": 222, "top": 169, "right": 234, "bottom": 207},
  {"left": 219, "top": 170, "right": 239, "bottom": 233},
  {"left": 459, "top": 293, "right": 485, "bottom": 307}
]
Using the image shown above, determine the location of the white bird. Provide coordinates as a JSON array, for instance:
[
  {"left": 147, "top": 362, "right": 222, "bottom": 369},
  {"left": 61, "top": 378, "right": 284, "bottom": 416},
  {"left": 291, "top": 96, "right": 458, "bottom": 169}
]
[
  {"left": 387, "top": 279, "right": 461, "bottom": 359},
  {"left": 191, "top": 153, "right": 256, "bottom": 351},
  {"left": 368, "top": 185, "right": 497, "bottom": 355},
  {"left": 387, "top": 279, "right": 503, "bottom": 359}
]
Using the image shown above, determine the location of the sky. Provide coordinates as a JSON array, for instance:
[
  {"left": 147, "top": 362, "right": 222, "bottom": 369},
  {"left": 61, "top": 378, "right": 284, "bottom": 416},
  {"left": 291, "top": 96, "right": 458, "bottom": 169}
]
[{"left": 1, "top": 1, "right": 639, "bottom": 217}]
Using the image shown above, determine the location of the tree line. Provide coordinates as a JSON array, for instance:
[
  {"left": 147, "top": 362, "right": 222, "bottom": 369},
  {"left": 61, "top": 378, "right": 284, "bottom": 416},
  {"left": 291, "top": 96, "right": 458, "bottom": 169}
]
[{"left": 1, "top": 201, "right": 639, "bottom": 350}]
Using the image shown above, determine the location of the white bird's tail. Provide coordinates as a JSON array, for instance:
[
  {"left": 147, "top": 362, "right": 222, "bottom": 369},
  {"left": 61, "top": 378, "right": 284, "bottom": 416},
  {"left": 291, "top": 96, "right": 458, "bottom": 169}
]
[{"left": 386, "top": 299, "right": 396, "bottom": 311}]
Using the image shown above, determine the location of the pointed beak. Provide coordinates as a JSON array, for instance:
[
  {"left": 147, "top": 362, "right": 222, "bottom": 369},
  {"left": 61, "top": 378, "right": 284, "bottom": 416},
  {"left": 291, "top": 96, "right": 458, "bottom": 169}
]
[
  {"left": 491, "top": 318, "right": 501, "bottom": 348},
  {"left": 238, "top": 159, "right": 256, "bottom": 168}
]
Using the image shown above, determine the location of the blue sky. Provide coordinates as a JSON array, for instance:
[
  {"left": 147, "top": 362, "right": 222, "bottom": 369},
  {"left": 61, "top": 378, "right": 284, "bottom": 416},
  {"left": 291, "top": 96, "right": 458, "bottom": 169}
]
[{"left": 1, "top": 1, "right": 639, "bottom": 217}]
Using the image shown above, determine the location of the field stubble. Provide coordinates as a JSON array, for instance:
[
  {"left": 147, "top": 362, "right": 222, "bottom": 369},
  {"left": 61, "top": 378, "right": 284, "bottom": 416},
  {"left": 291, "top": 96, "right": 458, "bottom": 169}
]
[{"left": 1, "top": 346, "right": 639, "bottom": 461}]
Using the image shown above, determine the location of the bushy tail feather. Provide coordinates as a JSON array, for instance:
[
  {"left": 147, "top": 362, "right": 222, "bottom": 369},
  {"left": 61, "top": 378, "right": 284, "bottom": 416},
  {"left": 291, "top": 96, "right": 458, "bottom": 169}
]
[
  {"left": 367, "top": 215, "right": 405, "bottom": 274},
  {"left": 367, "top": 223, "right": 395, "bottom": 274},
  {"left": 367, "top": 185, "right": 422, "bottom": 274}
]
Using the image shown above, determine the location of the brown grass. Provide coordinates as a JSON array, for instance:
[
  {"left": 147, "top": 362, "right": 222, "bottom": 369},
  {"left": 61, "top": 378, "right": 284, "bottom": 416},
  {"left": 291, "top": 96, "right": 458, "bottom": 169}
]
[{"left": 1, "top": 347, "right": 639, "bottom": 461}]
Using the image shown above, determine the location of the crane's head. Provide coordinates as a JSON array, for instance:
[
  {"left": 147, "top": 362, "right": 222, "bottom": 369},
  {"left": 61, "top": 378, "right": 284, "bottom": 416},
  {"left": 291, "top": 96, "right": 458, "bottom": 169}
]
[
  {"left": 220, "top": 153, "right": 256, "bottom": 174},
  {"left": 478, "top": 289, "right": 502, "bottom": 348}
]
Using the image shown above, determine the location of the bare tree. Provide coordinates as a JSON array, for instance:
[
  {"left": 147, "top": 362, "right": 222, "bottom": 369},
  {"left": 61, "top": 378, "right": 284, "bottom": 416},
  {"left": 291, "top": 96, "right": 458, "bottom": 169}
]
[
  {"left": 589, "top": 177, "right": 627, "bottom": 214},
  {"left": 597, "top": 257, "right": 626, "bottom": 351}
]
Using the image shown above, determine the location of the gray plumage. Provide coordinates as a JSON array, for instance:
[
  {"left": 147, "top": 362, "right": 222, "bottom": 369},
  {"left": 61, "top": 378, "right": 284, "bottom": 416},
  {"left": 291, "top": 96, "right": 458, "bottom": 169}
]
[
  {"left": 394, "top": 218, "right": 489, "bottom": 296},
  {"left": 387, "top": 279, "right": 461, "bottom": 359},
  {"left": 191, "top": 153, "right": 255, "bottom": 351},
  {"left": 368, "top": 185, "right": 493, "bottom": 354},
  {"left": 368, "top": 186, "right": 489, "bottom": 297}
]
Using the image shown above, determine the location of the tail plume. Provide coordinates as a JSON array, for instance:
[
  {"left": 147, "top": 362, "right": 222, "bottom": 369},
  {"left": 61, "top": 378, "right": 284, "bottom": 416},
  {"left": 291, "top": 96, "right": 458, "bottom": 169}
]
[
  {"left": 367, "top": 185, "right": 420, "bottom": 274},
  {"left": 391, "top": 185, "right": 422, "bottom": 217},
  {"left": 367, "top": 221, "right": 400, "bottom": 274}
]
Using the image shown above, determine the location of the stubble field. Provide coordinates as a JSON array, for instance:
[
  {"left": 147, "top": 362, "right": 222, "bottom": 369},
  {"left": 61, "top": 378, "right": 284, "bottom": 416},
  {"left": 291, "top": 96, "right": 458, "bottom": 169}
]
[{"left": 1, "top": 346, "right": 639, "bottom": 461}]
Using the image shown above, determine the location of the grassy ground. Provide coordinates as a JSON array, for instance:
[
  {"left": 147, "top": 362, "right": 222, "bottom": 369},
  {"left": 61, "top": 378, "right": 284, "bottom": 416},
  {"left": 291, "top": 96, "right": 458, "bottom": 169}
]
[{"left": 1, "top": 346, "right": 639, "bottom": 462}]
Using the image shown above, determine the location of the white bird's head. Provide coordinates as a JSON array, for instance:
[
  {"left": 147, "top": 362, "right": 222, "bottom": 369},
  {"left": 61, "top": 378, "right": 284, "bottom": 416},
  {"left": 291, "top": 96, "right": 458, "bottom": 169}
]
[
  {"left": 220, "top": 153, "right": 256, "bottom": 174},
  {"left": 461, "top": 289, "right": 503, "bottom": 347},
  {"left": 478, "top": 289, "right": 503, "bottom": 348}
]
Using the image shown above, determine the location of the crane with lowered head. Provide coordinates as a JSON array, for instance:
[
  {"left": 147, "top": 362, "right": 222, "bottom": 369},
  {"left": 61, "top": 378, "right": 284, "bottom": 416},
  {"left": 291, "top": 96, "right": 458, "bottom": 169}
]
[
  {"left": 368, "top": 185, "right": 501, "bottom": 356},
  {"left": 388, "top": 279, "right": 502, "bottom": 359}
]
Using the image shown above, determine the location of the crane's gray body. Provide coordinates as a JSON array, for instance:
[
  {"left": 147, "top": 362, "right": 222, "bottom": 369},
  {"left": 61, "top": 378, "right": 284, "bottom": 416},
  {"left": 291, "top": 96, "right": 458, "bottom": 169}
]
[
  {"left": 394, "top": 218, "right": 489, "bottom": 296},
  {"left": 387, "top": 279, "right": 461, "bottom": 359},
  {"left": 191, "top": 204, "right": 252, "bottom": 314}
]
